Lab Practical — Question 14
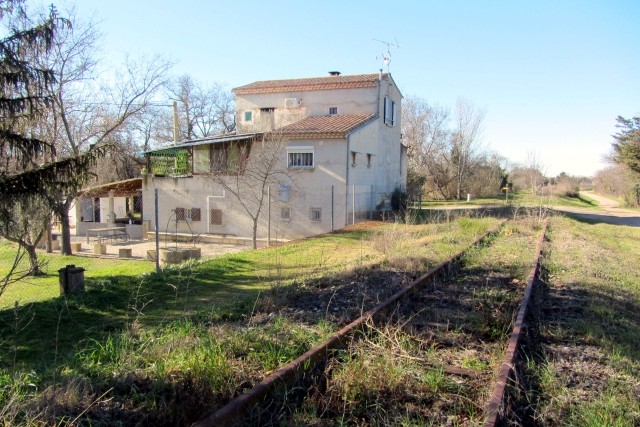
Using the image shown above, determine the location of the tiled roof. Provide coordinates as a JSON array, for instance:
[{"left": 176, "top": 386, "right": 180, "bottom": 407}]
[
  {"left": 272, "top": 114, "right": 376, "bottom": 139},
  {"left": 233, "top": 73, "right": 388, "bottom": 95}
]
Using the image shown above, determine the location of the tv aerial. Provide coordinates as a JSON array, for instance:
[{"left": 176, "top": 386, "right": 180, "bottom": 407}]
[{"left": 374, "top": 37, "right": 400, "bottom": 72}]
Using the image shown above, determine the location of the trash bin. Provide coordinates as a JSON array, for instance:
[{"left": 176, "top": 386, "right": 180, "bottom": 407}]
[{"left": 58, "top": 264, "right": 85, "bottom": 295}]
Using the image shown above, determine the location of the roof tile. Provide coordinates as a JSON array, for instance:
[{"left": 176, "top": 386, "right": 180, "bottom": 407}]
[
  {"left": 233, "top": 73, "right": 387, "bottom": 95},
  {"left": 273, "top": 114, "right": 375, "bottom": 139}
]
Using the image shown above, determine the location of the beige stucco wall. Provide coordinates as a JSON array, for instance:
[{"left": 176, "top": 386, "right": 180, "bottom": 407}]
[
  {"left": 236, "top": 86, "right": 380, "bottom": 133},
  {"left": 142, "top": 74, "right": 406, "bottom": 241}
]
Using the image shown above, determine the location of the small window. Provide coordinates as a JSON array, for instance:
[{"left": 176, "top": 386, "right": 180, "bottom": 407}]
[
  {"left": 329, "top": 107, "right": 338, "bottom": 115},
  {"left": 244, "top": 111, "right": 253, "bottom": 122},
  {"left": 367, "top": 153, "right": 372, "bottom": 168},
  {"left": 210, "top": 209, "right": 223, "bottom": 225},
  {"left": 190, "top": 208, "right": 201, "bottom": 222},
  {"left": 310, "top": 208, "right": 321, "bottom": 222},
  {"left": 351, "top": 151, "right": 357, "bottom": 167},
  {"left": 280, "top": 206, "right": 291, "bottom": 220},
  {"left": 175, "top": 207, "right": 186, "bottom": 221}
]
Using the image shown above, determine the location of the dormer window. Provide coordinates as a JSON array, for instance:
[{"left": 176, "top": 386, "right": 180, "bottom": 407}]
[{"left": 329, "top": 107, "right": 338, "bottom": 115}]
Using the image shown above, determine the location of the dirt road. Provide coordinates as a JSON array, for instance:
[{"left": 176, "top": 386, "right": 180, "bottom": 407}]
[{"left": 552, "top": 191, "right": 640, "bottom": 227}]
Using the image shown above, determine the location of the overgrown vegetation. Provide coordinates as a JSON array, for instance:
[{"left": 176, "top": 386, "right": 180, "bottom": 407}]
[
  {"left": 281, "top": 216, "right": 545, "bottom": 426},
  {"left": 0, "top": 216, "right": 499, "bottom": 425},
  {"left": 528, "top": 217, "right": 640, "bottom": 425}
]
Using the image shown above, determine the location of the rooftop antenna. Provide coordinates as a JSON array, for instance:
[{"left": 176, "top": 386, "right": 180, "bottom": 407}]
[{"left": 373, "top": 37, "right": 400, "bottom": 72}]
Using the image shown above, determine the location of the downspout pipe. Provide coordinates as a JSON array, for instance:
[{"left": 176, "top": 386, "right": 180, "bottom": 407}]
[
  {"left": 376, "top": 69, "right": 382, "bottom": 119},
  {"left": 345, "top": 133, "right": 350, "bottom": 227}
]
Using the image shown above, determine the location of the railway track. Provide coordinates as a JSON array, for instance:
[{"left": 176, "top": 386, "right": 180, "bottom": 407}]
[{"left": 194, "top": 217, "right": 548, "bottom": 426}]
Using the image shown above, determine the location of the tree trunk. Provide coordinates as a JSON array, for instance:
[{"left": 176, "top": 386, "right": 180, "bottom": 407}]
[
  {"left": 252, "top": 219, "right": 258, "bottom": 250},
  {"left": 46, "top": 220, "right": 53, "bottom": 253},
  {"left": 25, "top": 244, "right": 43, "bottom": 276},
  {"left": 60, "top": 199, "right": 73, "bottom": 255}
]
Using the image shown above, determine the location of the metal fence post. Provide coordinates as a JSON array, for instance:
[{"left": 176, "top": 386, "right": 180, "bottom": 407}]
[
  {"left": 155, "top": 189, "right": 160, "bottom": 273},
  {"left": 352, "top": 185, "right": 356, "bottom": 225},
  {"left": 331, "top": 185, "right": 334, "bottom": 232}
]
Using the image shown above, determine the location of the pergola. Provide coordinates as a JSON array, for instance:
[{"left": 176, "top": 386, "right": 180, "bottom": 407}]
[{"left": 77, "top": 178, "right": 142, "bottom": 224}]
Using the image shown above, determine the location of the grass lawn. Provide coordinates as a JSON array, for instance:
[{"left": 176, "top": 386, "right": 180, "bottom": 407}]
[{"left": 0, "top": 242, "right": 155, "bottom": 309}]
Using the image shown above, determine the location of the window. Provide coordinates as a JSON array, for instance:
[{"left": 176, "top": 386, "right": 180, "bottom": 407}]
[
  {"left": 175, "top": 207, "right": 186, "bottom": 221},
  {"left": 211, "top": 142, "right": 249, "bottom": 174},
  {"left": 278, "top": 185, "right": 290, "bottom": 202},
  {"left": 210, "top": 209, "right": 223, "bottom": 225},
  {"left": 367, "top": 153, "right": 372, "bottom": 168},
  {"left": 193, "top": 145, "right": 210, "bottom": 173},
  {"left": 329, "top": 107, "right": 337, "bottom": 115},
  {"left": 280, "top": 206, "right": 291, "bottom": 220},
  {"left": 244, "top": 111, "right": 253, "bottom": 122},
  {"left": 190, "top": 208, "right": 201, "bottom": 222},
  {"left": 351, "top": 151, "right": 357, "bottom": 167},
  {"left": 310, "top": 208, "right": 321, "bottom": 222},
  {"left": 287, "top": 146, "right": 314, "bottom": 168},
  {"left": 175, "top": 207, "right": 201, "bottom": 222},
  {"left": 384, "top": 96, "right": 392, "bottom": 125}
]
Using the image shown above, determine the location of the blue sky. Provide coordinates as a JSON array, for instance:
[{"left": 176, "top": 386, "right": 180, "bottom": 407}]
[{"left": 44, "top": 1, "right": 640, "bottom": 176}]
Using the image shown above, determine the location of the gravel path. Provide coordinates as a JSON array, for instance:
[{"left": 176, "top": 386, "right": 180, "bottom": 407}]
[{"left": 551, "top": 191, "right": 640, "bottom": 227}]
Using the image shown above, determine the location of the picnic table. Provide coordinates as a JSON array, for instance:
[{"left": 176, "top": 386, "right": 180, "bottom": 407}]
[{"left": 86, "top": 227, "right": 129, "bottom": 244}]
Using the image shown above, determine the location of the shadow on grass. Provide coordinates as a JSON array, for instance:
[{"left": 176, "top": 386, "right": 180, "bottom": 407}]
[
  {"left": 561, "top": 211, "right": 640, "bottom": 227},
  {"left": 542, "top": 279, "right": 640, "bottom": 362},
  {"left": 0, "top": 257, "right": 264, "bottom": 371},
  {"left": 505, "top": 269, "right": 640, "bottom": 425}
]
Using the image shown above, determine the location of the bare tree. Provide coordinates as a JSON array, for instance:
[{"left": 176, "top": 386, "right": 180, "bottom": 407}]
[
  {"left": 402, "top": 96, "right": 486, "bottom": 200},
  {"left": 34, "top": 9, "right": 171, "bottom": 254},
  {"left": 207, "top": 132, "right": 290, "bottom": 249},
  {"left": 161, "top": 75, "right": 235, "bottom": 142},
  {"left": 0, "top": 195, "right": 50, "bottom": 275},
  {"left": 451, "top": 98, "right": 485, "bottom": 200},
  {"left": 522, "top": 151, "right": 547, "bottom": 195},
  {"left": 402, "top": 96, "right": 450, "bottom": 197},
  {"left": 466, "top": 152, "right": 508, "bottom": 198}
]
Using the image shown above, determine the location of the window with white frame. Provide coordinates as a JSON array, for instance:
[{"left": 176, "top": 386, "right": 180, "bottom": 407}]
[
  {"left": 329, "top": 106, "right": 338, "bottom": 115},
  {"left": 309, "top": 207, "right": 321, "bottom": 222},
  {"left": 287, "top": 146, "right": 314, "bottom": 169}
]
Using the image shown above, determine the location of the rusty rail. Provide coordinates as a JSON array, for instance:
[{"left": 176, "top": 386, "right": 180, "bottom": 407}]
[
  {"left": 482, "top": 219, "right": 548, "bottom": 426},
  {"left": 193, "top": 223, "right": 504, "bottom": 427}
]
